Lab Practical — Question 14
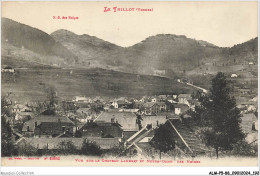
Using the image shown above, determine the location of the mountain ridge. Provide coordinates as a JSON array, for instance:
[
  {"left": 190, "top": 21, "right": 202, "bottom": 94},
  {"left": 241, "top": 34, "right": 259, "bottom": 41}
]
[{"left": 2, "top": 17, "right": 258, "bottom": 78}]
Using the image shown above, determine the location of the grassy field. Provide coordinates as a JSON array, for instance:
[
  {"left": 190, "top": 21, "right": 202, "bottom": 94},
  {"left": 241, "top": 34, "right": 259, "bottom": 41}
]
[{"left": 2, "top": 68, "right": 196, "bottom": 103}]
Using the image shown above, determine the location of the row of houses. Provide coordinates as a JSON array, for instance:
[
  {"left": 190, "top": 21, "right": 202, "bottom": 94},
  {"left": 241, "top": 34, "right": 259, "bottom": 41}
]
[{"left": 11, "top": 111, "right": 257, "bottom": 158}]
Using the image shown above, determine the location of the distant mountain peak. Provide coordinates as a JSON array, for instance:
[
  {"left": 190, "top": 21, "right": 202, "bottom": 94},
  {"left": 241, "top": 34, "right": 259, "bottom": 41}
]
[{"left": 50, "top": 29, "right": 77, "bottom": 36}]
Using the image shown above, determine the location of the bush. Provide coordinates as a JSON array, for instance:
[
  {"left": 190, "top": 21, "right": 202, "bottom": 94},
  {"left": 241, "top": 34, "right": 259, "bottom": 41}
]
[
  {"left": 57, "top": 140, "right": 79, "bottom": 155},
  {"left": 231, "top": 140, "right": 258, "bottom": 156},
  {"left": 81, "top": 140, "right": 102, "bottom": 156},
  {"left": 105, "top": 144, "right": 125, "bottom": 157},
  {"left": 16, "top": 144, "right": 38, "bottom": 156}
]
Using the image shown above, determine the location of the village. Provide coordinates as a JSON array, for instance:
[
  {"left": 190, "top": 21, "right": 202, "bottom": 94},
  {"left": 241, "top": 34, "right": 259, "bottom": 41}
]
[{"left": 2, "top": 86, "right": 258, "bottom": 159}]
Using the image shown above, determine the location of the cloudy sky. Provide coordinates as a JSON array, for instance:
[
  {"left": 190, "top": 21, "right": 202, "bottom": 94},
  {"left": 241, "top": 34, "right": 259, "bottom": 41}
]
[{"left": 2, "top": 1, "right": 258, "bottom": 47}]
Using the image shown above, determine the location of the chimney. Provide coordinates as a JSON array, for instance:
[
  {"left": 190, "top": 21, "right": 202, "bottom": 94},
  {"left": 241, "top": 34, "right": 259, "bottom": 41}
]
[
  {"left": 111, "top": 118, "right": 115, "bottom": 123},
  {"left": 156, "top": 120, "right": 159, "bottom": 127},
  {"left": 58, "top": 119, "right": 61, "bottom": 123},
  {"left": 35, "top": 121, "right": 37, "bottom": 127}
]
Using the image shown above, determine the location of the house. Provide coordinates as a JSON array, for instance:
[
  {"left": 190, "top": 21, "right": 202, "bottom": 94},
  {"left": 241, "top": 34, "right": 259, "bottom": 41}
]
[
  {"left": 62, "top": 101, "right": 77, "bottom": 112},
  {"left": 249, "top": 96, "right": 258, "bottom": 102},
  {"left": 231, "top": 74, "right": 238, "bottom": 78},
  {"left": 131, "top": 98, "right": 139, "bottom": 103},
  {"left": 178, "top": 94, "right": 192, "bottom": 106},
  {"left": 141, "top": 102, "right": 159, "bottom": 115},
  {"left": 125, "top": 127, "right": 159, "bottom": 158},
  {"left": 150, "top": 97, "right": 157, "bottom": 103},
  {"left": 92, "top": 96, "right": 106, "bottom": 104},
  {"left": 15, "top": 111, "right": 34, "bottom": 121},
  {"left": 140, "top": 102, "right": 167, "bottom": 115},
  {"left": 117, "top": 99, "right": 130, "bottom": 108},
  {"left": 86, "top": 137, "right": 121, "bottom": 149},
  {"left": 189, "top": 99, "right": 201, "bottom": 111},
  {"left": 16, "top": 137, "right": 84, "bottom": 150},
  {"left": 139, "top": 97, "right": 146, "bottom": 103},
  {"left": 138, "top": 130, "right": 155, "bottom": 143},
  {"left": 73, "top": 96, "right": 93, "bottom": 103},
  {"left": 126, "top": 125, "right": 154, "bottom": 147},
  {"left": 240, "top": 113, "right": 258, "bottom": 134},
  {"left": 154, "top": 70, "right": 166, "bottom": 76},
  {"left": 165, "top": 100, "right": 178, "bottom": 111},
  {"left": 174, "top": 104, "right": 190, "bottom": 115},
  {"left": 22, "top": 114, "right": 75, "bottom": 136},
  {"left": 240, "top": 113, "right": 258, "bottom": 144},
  {"left": 133, "top": 102, "right": 143, "bottom": 109},
  {"left": 12, "top": 104, "right": 32, "bottom": 113},
  {"left": 76, "top": 108, "right": 91, "bottom": 115},
  {"left": 73, "top": 96, "right": 88, "bottom": 102},
  {"left": 119, "top": 109, "right": 139, "bottom": 113},
  {"left": 34, "top": 121, "right": 75, "bottom": 138},
  {"left": 142, "top": 115, "right": 167, "bottom": 128},
  {"left": 157, "top": 95, "right": 168, "bottom": 101},
  {"left": 94, "top": 111, "right": 139, "bottom": 139},
  {"left": 16, "top": 136, "right": 121, "bottom": 151},
  {"left": 75, "top": 108, "right": 96, "bottom": 122},
  {"left": 156, "top": 102, "right": 167, "bottom": 111},
  {"left": 172, "top": 95, "right": 178, "bottom": 99},
  {"left": 111, "top": 100, "right": 118, "bottom": 108},
  {"left": 1, "top": 66, "right": 15, "bottom": 73},
  {"left": 79, "top": 120, "right": 123, "bottom": 138}
]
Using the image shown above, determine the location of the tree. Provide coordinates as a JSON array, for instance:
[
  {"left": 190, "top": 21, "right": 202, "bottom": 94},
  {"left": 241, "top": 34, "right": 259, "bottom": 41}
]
[
  {"left": 1, "top": 116, "right": 16, "bottom": 156},
  {"left": 136, "top": 114, "right": 143, "bottom": 130},
  {"left": 45, "top": 86, "right": 58, "bottom": 109},
  {"left": 150, "top": 123, "right": 175, "bottom": 159},
  {"left": 201, "top": 72, "right": 244, "bottom": 158},
  {"left": 1, "top": 96, "right": 16, "bottom": 156}
]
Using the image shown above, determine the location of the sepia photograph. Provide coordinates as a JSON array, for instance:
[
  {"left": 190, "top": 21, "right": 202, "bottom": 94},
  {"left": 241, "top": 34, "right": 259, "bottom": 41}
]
[{"left": 0, "top": 1, "right": 258, "bottom": 174}]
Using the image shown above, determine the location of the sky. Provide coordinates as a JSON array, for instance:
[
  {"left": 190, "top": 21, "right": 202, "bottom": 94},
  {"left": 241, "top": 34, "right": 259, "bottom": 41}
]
[{"left": 1, "top": 1, "right": 258, "bottom": 47}]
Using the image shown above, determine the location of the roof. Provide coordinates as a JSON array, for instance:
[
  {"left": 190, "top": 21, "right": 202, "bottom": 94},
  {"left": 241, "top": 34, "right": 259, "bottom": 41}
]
[
  {"left": 174, "top": 103, "right": 190, "bottom": 111},
  {"left": 95, "top": 111, "right": 138, "bottom": 131},
  {"left": 163, "top": 113, "right": 180, "bottom": 119},
  {"left": 156, "top": 102, "right": 166, "bottom": 106},
  {"left": 174, "top": 103, "right": 189, "bottom": 108},
  {"left": 4, "top": 66, "right": 13, "bottom": 69},
  {"left": 34, "top": 122, "right": 75, "bottom": 136},
  {"left": 17, "top": 111, "right": 35, "bottom": 117},
  {"left": 22, "top": 114, "right": 74, "bottom": 132},
  {"left": 178, "top": 94, "right": 192, "bottom": 99},
  {"left": 117, "top": 99, "right": 129, "bottom": 105},
  {"left": 245, "top": 132, "right": 258, "bottom": 144},
  {"left": 74, "top": 102, "right": 90, "bottom": 108},
  {"left": 13, "top": 104, "right": 25, "bottom": 109},
  {"left": 76, "top": 108, "right": 91, "bottom": 113},
  {"left": 80, "top": 121, "right": 123, "bottom": 138},
  {"left": 87, "top": 137, "right": 121, "bottom": 149},
  {"left": 142, "top": 102, "right": 156, "bottom": 108},
  {"left": 249, "top": 96, "right": 258, "bottom": 102},
  {"left": 142, "top": 115, "right": 167, "bottom": 128},
  {"left": 157, "top": 95, "right": 168, "bottom": 100},
  {"left": 18, "top": 137, "right": 84, "bottom": 149}
]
